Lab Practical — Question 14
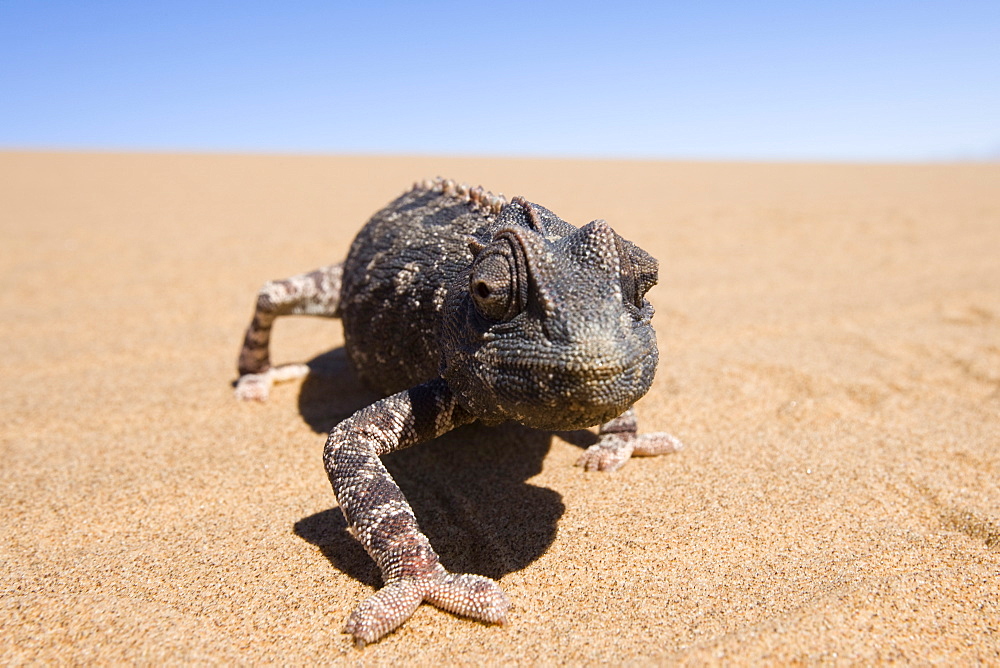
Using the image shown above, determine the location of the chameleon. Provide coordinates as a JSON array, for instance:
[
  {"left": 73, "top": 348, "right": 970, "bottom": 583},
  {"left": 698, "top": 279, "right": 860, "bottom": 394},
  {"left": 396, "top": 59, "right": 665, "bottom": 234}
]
[{"left": 234, "top": 178, "right": 683, "bottom": 645}]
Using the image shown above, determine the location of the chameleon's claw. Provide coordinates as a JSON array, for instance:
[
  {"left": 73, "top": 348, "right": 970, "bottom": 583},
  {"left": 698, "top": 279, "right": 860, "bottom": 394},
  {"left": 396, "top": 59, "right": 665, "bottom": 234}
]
[{"left": 345, "top": 569, "right": 509, "bottom": 646}]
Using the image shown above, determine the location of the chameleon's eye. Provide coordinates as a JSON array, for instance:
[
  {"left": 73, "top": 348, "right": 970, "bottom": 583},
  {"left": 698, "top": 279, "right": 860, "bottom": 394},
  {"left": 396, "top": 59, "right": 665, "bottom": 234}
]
[
  {"left": 614, "top": 235, "right": 658, "bottom": 309},
  {"left": 470, "top": 242, "right": 525, "bottom": 321},
  {"left": 630, "top": 254, "right": 657, "bottom": 308}
]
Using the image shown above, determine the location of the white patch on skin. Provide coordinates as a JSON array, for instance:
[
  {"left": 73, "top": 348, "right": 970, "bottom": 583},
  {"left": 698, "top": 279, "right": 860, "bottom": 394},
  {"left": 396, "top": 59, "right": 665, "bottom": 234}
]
[{"left": 393, "top": 262, "right": 421, "bottom": 295}]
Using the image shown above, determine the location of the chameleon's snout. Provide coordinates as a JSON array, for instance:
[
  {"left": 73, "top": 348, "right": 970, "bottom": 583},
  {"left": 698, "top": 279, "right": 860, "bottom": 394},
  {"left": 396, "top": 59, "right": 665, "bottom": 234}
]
[{"left": 448, "top": 325, "right": 658, "bottom": 431}]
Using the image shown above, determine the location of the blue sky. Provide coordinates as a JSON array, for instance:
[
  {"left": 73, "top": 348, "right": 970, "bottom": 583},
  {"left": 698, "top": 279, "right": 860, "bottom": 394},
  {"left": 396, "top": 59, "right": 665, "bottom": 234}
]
[{"left": 2, "top": 1, "right": 998, "bottom": 161}]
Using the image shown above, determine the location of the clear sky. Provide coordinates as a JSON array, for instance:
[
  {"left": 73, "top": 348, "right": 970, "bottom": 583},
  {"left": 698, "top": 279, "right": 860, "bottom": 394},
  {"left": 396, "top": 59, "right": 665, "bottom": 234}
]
[{"left": 2, "top": 1, "right": 998, "bottom": 161}]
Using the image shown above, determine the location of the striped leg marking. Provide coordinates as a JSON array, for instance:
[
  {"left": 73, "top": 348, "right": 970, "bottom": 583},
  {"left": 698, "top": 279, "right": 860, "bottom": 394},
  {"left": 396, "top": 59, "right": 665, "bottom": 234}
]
[{"left": 235, "top": 263, "right": 343, "bottom": 401}]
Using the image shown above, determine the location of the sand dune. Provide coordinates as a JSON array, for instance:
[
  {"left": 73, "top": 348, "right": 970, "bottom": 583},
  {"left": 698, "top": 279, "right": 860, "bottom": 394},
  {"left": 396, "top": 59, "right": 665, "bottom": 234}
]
[{"left": 2, "top": 152, "right": 998, "bottom": 663}]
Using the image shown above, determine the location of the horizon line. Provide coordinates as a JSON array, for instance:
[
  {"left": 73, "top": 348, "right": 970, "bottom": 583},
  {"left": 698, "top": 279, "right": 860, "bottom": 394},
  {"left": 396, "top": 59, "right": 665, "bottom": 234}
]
[{"left": 3, "top": 145, "right": 999, "bottom": 167}]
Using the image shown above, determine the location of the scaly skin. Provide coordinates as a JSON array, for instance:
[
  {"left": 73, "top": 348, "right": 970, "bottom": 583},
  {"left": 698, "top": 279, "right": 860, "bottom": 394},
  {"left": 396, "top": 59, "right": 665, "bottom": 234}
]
[{"left": 235, "top": 178, "right": 683, "bottom": 645}]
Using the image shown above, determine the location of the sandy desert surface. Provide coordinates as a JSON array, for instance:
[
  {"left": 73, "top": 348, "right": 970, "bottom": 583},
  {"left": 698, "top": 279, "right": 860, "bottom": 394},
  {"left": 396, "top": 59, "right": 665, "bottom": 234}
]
[{"left": 2, "top": 152, "right": 998, "bottom": 663}]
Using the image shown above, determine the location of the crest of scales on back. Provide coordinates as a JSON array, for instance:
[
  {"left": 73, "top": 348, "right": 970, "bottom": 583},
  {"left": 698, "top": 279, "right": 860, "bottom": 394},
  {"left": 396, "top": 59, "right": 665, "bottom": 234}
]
[{"left": 234, "top": 177, "right": 684, "bottom": 645}]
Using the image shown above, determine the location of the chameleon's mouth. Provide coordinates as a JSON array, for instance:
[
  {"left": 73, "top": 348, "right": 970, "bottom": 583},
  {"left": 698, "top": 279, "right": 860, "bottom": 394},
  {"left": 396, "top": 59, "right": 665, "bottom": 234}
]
[
  {"left": 468, "top": 335, "right": 657, "bottom": 431},
  {"left": 499, "top": 348, "right": 639, "bottom": 387}
]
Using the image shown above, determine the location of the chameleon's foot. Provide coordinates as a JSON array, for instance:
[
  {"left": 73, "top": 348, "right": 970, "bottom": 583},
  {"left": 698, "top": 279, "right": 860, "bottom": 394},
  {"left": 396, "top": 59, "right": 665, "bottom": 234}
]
[
  {"left": 345, "top": 569, "right": 510, "bottom": 647},
  {"left": 234, "top": 363, "right": 310, "bottom": 401},
  {"left": 576, "top": 432, "right": 684, "bottom": 472},
  {"left": 576, "top": 435, "right": 635, "bottom": 472}
]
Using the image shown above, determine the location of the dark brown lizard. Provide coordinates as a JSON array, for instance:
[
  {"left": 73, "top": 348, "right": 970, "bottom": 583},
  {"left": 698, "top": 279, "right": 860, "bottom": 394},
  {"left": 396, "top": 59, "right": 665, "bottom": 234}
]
[{"left": 235, "top": 178, "right": 683, "bottom": 645}]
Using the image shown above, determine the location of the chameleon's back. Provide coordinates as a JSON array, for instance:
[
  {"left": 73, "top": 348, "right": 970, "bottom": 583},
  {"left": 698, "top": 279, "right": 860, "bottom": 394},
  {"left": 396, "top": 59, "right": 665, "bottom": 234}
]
[{"left": 338, "top": 180, "right": 505, "bottom": 396}]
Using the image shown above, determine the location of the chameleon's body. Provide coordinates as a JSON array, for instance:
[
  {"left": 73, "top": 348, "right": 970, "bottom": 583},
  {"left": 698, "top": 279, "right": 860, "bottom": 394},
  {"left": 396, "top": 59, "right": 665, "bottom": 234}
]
[{"left": 235, "top": 179, "right": 682, "bottom": 645}]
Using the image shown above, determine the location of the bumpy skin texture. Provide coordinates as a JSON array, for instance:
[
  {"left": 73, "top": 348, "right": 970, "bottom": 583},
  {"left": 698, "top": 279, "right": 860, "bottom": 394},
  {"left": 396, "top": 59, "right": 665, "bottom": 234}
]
[{"left": 235, "top": 178, "right": 683, "bottom": 645}]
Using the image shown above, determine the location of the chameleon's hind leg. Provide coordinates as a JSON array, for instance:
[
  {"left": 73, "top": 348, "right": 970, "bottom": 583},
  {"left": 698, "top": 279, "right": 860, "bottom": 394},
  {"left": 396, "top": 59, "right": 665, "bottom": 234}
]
[
  {"left": 235, "top": 263, "right": 343, "bottom": 401},
  {"left": 576, "top": 408, "right": 684, "bottom": 472}
]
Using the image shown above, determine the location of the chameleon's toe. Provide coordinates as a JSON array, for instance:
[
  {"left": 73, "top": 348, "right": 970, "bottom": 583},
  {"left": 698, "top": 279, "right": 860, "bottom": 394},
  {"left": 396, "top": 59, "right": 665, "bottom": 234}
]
[
  {"left": 234, "top": 364, "right": 310, "bottom": 402},
  {"left": 576, "top": 435, "right": 636, "bottom": 472},
  {"left": 234, "top": 372, "right": 273, "bottom": 401},
  {"left": 632, "top": 431, "right": 685, "bottom": 457},
  {"left": 577, "top": 432, "right": 684, "bottom": 471},
  {"left": 344, "top": 578, "right": 424, "bottom": 647},
  {"left": 425, "top": 571, "right": 510, "bottom": 624},
  {"left": 344, "top": 570, "right": 509, "bottom": 646}
]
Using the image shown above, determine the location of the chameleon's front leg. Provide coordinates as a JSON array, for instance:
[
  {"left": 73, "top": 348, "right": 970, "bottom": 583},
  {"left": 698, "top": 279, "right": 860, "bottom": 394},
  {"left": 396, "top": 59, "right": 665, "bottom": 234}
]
[
  {"left": 323, "top": 378, "right": 510, "bottom": 646},
  {"left": 576, "top": 408, "right": 685, "bottom": 472}
]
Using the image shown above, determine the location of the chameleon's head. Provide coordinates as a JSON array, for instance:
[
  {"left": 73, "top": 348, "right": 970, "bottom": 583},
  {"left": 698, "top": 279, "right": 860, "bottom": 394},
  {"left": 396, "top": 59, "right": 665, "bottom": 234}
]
[{"left": 441, "top": 199, "right": 660, "bottom": 431}]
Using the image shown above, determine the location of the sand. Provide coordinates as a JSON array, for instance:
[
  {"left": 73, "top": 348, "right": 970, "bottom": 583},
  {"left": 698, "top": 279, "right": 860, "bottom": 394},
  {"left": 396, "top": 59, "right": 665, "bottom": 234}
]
[{"left": 1, "top": 151, "right": 998, "bottom": 664}]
